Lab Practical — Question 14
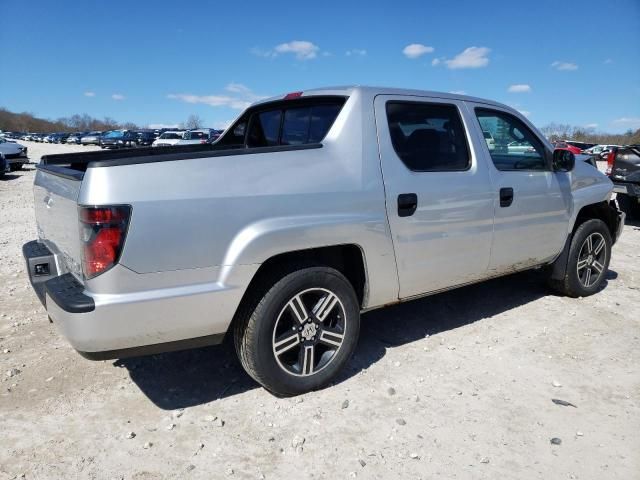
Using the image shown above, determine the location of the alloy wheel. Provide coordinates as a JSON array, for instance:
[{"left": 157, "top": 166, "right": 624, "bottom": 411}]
[
  {"left": 272, "top": 288, "right": 346, "bottom": 377},
  {"left": 576, "top": 232, "right": 607, "bottom": 288}
]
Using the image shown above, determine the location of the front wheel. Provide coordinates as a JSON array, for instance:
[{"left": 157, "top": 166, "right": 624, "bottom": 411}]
[
  {"left": 234, "top": 266, "right": 360, "bottom": 396},
  {"left": 548, "top": 219, "right": 612, "bottom": 297}
]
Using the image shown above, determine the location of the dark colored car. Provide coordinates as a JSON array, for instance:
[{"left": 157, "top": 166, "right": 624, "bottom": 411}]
[
  {"left": 0, "top": 153, "right": 7, "bottom": 179},
  {"left": 135, "top": 131, "right": 158, "bottom": 146},
  {"left": 100, "top": 130, "right": 139, "bottom": 149},
  {"left": 608, "top": 145, "right": 640, "bottom": 220}
]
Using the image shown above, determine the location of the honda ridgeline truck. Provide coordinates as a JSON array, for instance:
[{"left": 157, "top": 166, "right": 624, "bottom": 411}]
[{"left": 23, "top": 87, "right": 625, "bottom": 395}]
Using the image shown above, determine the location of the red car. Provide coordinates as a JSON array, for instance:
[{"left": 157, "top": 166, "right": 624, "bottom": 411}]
[{"left": 553, "top": 142, "right": 582, "bottom": 155}]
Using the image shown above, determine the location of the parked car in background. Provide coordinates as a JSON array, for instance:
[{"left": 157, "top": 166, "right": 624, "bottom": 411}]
[
  {"left": 24, "top": 86, "right": 624, "bottom": 396},
  {"left": 67, "top": 132, "right": 88, "bottom": 145},
  {"left": 99, "top": 130, "right": 139, "bottom": 149},
  {"left": 174, "top": 129, "right": 218, "bottom": 145},
  {"left": 553, "top": 141, "right": 582, "bottom": 155},
  {"left": 135, "top": 131, "right": 158, "bottom": 146},
  {"left": 482, "top": 130, "right": 495, "bottom": 151},
  {"left": 0, "top": 153, "right": 7, "bottom": 178},
  {"left": 151, "top": 130, "right": 184, "bottom": 147},
  {"left": 607, "top": 145, "right": 640, "bottom": 220},
  {"left": 0, "top": 137, "right": 28, "bottom": 170},
  {"left": 81, "top": 132, "right": 103, "bottom": 146}
]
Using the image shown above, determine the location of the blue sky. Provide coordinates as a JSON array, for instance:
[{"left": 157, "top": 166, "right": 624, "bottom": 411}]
[{"left": 1, "top": 0, "right": 639, "bottom": 132}]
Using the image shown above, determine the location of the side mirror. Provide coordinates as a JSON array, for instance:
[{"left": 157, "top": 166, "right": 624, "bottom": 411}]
[{"left": 552, "top": 149, "right": 575, "bottom": 172}]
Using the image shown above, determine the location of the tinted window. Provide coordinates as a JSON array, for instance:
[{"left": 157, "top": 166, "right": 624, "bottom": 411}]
[
  {"left": 475, "top": 109, "right": 547, "bottom": 171},
  {"left": 183, "top": 131, "right": 209, "bottom": 140},
  {"left": 218, "top": 97, "right": 345, "bottom": 148},
  {"left": 247, "top": 110, "right": 282, "bottom": 147},
  {"left": 386, "top": 102, "right": 470, "bottom": 171}
]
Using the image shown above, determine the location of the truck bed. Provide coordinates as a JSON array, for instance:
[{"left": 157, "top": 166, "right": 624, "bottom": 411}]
[{"left": 39, "top": 143, "right": 321, "bottom": 174}]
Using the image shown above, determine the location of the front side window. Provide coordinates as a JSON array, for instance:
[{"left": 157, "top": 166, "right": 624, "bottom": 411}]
[
  {"left": 386, "top": 102, "right": 470, "bottom": 171},
  {"left": 475, "top": 109, "right": 547, "bottom": 171}
]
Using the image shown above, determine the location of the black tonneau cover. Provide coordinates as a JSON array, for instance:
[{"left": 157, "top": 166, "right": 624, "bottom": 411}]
[{"left": 39, "top": 143, "right": 321, "bottom": 170}]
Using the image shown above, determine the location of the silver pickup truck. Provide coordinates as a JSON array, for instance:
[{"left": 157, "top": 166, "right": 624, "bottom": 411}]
[{"left": 23, "top": 86, "right": 624, "bottom": 395}]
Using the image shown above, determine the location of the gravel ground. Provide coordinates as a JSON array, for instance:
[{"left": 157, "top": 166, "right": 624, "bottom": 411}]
[{"left": 0, "top": 144, "right": 639, "bottom": 480}]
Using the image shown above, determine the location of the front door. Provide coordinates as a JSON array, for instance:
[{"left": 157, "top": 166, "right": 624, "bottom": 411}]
[
  {"left": 374, "top": 95, "right": 495, "bottom": 299},
  {"left": 470, "top": 105, "right": 571, "bottom": 273}
]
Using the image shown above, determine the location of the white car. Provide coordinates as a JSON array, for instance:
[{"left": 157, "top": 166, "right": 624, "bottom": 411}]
[
  {"left": 174, "top": 129, "right": 215, "bottom": 146},
  {"left": 152, "top": 131, "right": 185, "bottom": 147},
  {"left": 482, "top": 131, "right": 495, "bottom": 151},
  {"left": 584, "top": 144, "right": 618, "bottom": 156}
]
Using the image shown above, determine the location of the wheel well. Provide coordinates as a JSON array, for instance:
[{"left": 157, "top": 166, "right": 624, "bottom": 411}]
[
  {"left": 246, "top": 245, "right": 367, "bottom": 307},
  {"left": 573, "top": 201, "right": 617, "bottom": 238}
]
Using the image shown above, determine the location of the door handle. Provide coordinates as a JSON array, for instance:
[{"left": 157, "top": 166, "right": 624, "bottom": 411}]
[
  {"left": 500, "top": 187, "right": 514, "bottom": 207},
  {"left": 398, "top": 193, "right": 418, "bottom": 217}
]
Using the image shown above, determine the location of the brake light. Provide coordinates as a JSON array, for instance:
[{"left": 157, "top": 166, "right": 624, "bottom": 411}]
[
  {"left": 284, "top": 91, "right": 303, "bottom": 100},
  {"left": 606, "top": 148, "right": 617, "bottom": 176},
  {"left": 79, "top": 206, "right": 131, "bottom": 278}
]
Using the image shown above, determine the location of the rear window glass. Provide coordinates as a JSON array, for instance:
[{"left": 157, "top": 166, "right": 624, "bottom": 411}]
[
  {"left": 159, "top": 132, "right": 182, "bottom": 139},
  {"left": 221, "top": 97, "right": 345, "bottom": 148},
  {"left": 386, "top": 102, "right": 470, "bottom": 171}
]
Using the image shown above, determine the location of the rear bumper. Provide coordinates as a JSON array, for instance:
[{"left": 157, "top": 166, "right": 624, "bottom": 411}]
[
  {"left": 612, "top": 182, "right": 640, "bottom": 198},
  {"left": 23, "top": 240, "right": 252, "bottom": 359}
]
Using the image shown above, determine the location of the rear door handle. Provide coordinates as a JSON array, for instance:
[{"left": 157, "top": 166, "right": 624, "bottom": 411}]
[
  {"left": 398, "top": 193, "right": 418, "bottom": 217},
  {"left": 500, "top": 187, "right": 514, "bottom": 207}
]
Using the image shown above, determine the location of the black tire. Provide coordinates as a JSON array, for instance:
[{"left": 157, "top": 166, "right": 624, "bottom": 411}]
[
  {"left": 9, "top": 163, "right": 23, "bottom": 172},
  {"left": 617, "top": 194, "right": 640, "bottom": 221},
  {"left": 548, "top": 219, "right": 612, "bottom": 297},
  {"left": 234, "top": 266, "right": 360, "bottom": 396}
]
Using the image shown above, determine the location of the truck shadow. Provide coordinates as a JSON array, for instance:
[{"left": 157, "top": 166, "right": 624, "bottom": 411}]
[{"left": 117, "top": 269, "right": 614, "bottom": 409}]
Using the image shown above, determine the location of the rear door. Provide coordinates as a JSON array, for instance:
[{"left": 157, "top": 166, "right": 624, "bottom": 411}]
[
  {"left": 468, "top": 104, "right": 571, "bottom": 273},
  {"left": 374, "top": 95, "right": 495, "bottom": 299}
]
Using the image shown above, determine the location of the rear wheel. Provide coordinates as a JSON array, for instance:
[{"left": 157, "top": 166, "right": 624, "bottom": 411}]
[
  {"left": 234, "top": 266, "right": 360, "bottom": 396},
  {"left": 548, "top": 219, "right": 611, "bottom": 297},
  {"left": 9, "top": 163, "right": 23, "bottom": 171}
]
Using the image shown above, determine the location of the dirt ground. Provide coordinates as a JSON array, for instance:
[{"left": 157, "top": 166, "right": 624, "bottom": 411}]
[{"left": 1, "top": 143, "right": 639, "bottom": 480}]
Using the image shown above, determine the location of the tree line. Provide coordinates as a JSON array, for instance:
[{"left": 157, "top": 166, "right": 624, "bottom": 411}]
[
  {"left": 1, "top": 107, "right": 638, "bottom": 144},
  {"left": 538, "top": 123, "right": 640, "bottom": 145}
]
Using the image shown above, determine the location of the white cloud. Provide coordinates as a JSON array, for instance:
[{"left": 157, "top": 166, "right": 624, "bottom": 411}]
[
  {"left": 445, "top": 47, "right": 490, "bottom": 69},
  {"left": 84, "top": 91, "right": 95, "bottom": 97},
  {"left": 345, "top": 49, "right": 367, "bottom": 57},
  {"left": 251, "top": 41, "right": 320, "bottom": 60},
  {"left": 518, "top": 110, "right": 531, "bottom": 117},
  {"left": 111, "top": 94, "right": 125, "bottom": 100},
  {"left": 431, "top": 58, "right": 441, "bottom": 66},
  {"left": 449, "top": 90, "right": 466, "bottom": 95},
  {"left": 402, "top": 43, "right": 434, "bottom": 59},
  {"left": 613, "top": 117, "right": 640, "bottom": 129},
  {"left": 167, "top": 83, "right": 268, "bottom": 110},
  {"left": 584, "top": 123, "right": 599, "bottom": 129},
  {"left": 508, "top": 84, "right": 532, "bottom": 93},
  {"left": 551, "top": 61, "right": 578, "bottom": 71}
]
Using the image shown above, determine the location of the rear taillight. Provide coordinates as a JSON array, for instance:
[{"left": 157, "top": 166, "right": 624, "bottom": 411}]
[
  {"left": 79, "top": 205, "right": 131, "bottom": 278},
  {"left": 606, "top": 148, "right": 617, "bottom": 175}
]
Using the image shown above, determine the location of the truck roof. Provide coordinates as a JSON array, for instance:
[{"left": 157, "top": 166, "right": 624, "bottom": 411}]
[{"left": 253, "top": 85, "right": 516, "bottom": 113}]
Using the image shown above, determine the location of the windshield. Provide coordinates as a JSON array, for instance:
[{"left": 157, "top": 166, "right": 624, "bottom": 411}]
[
  {"left": 104, "top": 131, "right": 124, "bottom": 139},
  {"left": 159, "top": 132, "right": 182, "bottom": 139}
]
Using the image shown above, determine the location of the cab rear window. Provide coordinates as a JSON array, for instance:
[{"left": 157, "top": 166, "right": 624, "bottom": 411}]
[{"left": 219, "top": 96, "right": 346, "bottom": 148}]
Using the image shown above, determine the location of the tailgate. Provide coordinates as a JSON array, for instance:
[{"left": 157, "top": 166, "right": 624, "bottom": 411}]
[
  {"left": 611, "top": 147, "right": 640, "bottom": 183},
  {"left": 33, "top": 166, "right": 84, "bottom": 280}
]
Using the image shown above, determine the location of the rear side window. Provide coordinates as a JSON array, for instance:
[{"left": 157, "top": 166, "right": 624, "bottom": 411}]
[
  {"left": 220, "top": 96, "right": 345, "bottom": 148},
  {"left": 386, "top": 102, "right": 470, "bottom": 171},
  {"left": 475, "top": 108, "right": 547, "bottom": 171},
  {"left": 248, "top": 110, "right": 282, "bottom": 147}
]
